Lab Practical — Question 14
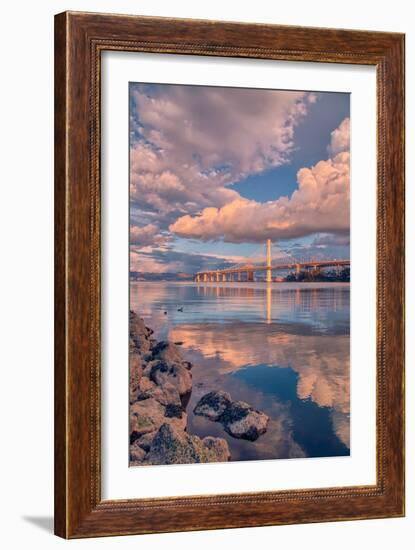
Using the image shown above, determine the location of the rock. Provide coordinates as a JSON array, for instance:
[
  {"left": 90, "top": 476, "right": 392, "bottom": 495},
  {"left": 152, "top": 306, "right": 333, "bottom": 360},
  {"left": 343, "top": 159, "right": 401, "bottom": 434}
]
[
  {"left": 129, "top": 352, "right": 144, "bottom": 404},
  {"left": 130, "top": 399, "right": 161, "bottom": 439},
  {"left": 197, "top": 436, "right": 230, "bottom": 463},
  {"left": 129, "top": 313, "right": 235, "bottom": 466},
  {"left": 149, "top": 382, "right": 182, "bottom": 408},
  {"left": 149, "top": 361, "right": 192, "bottom": 397},
  {"left": 130, "top": 441, "right": 147, "bottom": 462},
  {"left": 135, "top": 378, "right": 182, "bottom": 407},
  {"left": 151, "top": 341, "right": 183, "bottom": 364},
  {"left": 145, "top": 424, "right": 230, "bottom": 465},
  {"left": 221, "top": 401, "right": 269, "bottom": 441},
  {"left": 193, "top": 390, "right": 231, "bottom": 420},
  {"left": 145, "top": 424, "right": 193, "bottom": 465},
  {"left": 133, "top": 431, "right": 156, "bottom": 453},
  {"left": 193, "top": 391, "right": 269, "bottom": 441},
  {"left": 130, "top": 398, "right": 187, "bottom": 443},
  {"left": 138, "top": 376, "right": 156, "bottom": 394},
  {"left": 142, "top": 360, "right": 157, "bottom": 378},
  {"left": 151, "top": 341, "right": 192, "bottom": 370},
  {"left": 202, "top": 436, "right": 231, "bottom": 462},
  {"left": 164, "top": 403, "right": 183, "bottom": 418},
  {"left": 129, "top": 310, "right": 153, "bottom": 354}
]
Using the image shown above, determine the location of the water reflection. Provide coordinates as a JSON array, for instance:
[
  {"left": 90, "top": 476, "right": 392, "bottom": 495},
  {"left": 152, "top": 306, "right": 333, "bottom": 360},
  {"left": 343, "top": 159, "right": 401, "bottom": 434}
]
[{"left": 130, "top": 281, "right": 350, "bottom": 461}]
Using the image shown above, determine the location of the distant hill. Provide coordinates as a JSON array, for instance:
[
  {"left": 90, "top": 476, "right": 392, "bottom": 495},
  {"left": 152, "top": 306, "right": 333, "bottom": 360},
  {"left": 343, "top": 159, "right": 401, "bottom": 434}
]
[
  {"left": 130, "top": 271, "right": 193, "bottom": 282},
  {"left": 284, "top": 267, "right": 350, "bottom": 283}
]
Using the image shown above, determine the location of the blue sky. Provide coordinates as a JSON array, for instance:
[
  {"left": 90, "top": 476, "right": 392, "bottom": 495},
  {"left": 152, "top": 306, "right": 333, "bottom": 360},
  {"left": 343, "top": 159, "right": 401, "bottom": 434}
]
[
  {"left": 129, "top": 84, "right": 350, "bottom": 274},
  {"left": 233, "top": 92, "right": 350, "bottom": 202}
]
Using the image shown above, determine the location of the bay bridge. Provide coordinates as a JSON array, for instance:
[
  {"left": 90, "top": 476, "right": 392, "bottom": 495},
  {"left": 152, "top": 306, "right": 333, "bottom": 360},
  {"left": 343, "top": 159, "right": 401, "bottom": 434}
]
[{"left": 194, "top": 239, "right": 350, "bottom": 283}]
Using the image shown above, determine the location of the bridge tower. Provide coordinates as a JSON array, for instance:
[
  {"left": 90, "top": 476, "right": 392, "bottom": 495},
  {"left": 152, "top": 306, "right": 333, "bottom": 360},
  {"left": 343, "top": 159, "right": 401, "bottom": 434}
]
[{"left": 266, "top": 239, "right": 272, "bottom": 283}]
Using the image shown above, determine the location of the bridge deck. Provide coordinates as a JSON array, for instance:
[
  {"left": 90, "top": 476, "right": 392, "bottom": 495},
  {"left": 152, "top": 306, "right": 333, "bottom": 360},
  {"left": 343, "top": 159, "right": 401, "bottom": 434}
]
[{"left": 196, "top": 259, "right": 350, "bottom": 277}]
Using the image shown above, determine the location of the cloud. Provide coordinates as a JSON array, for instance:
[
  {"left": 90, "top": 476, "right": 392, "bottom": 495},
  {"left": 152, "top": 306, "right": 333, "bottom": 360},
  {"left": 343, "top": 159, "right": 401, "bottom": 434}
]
[
  {"left": 312, "top": 233, "right": 350, "bottom": 247},
  {"left": 169, "top": 122, "right": 350, "bottom": 244},
  {"left": 130, "top": 251, "right": 176, "bottom": 274},
  {"left": 130, "top": 247, "right": 239, "bottom": 274},
  {"left": 328, "top": 117, "right": 350, "bottom": 155},
  {"left": 282, "top": 233, "right": 350, "bottom": 262},
  {"left": 130, "top": 223, "right": 170, "bottom": 247},
  {"left": 130, "top": 85, "right": 315, "bottom": 224},
  {"left": 130, "top": 144, "right": 239, "bottom": 219},
  {"left": 170, "top": 320, "right": 350, "bottom": 435}
]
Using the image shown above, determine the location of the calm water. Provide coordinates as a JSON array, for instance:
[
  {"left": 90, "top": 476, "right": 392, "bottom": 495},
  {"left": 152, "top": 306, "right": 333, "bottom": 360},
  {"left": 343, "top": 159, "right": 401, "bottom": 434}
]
[{"left": 131, "top": 281, "right": 350, "bottom": 462}]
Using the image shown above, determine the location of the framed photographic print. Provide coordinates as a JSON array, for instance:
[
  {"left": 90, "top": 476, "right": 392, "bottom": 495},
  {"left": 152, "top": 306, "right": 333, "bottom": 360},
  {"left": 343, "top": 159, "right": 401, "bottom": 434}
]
[{"left": 54, "top": 11, "right": 405, "bottom": 538}]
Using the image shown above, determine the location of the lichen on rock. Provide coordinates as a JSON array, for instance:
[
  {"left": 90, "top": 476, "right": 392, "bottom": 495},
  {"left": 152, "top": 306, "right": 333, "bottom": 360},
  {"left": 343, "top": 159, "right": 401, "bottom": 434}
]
[
  {"left": 194, "top": 391, "right": 269, "bottom": 441},
  {"left": 145, "top": 423, "right": 230, "bottom": 465},
  {"left": 129, "top": 310, "right": 229, "bottom": 466},
  {"left": 193, "top": 390, "right": 231, "bottom": 420}
]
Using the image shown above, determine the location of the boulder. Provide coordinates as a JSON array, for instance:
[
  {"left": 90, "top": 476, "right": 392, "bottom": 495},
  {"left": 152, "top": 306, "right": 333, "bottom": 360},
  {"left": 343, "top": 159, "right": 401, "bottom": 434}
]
[
  {"left": 130, "top": 398, "right": 187, "bottom": 443},
  {"left": 130, "top": 397, "right": 187, "bottom": 441},
  {"left": 145, "top": 424, "right": 230, "bottom": 465},
  {"left": 194, "top": 391, "right": 269, "bottom": 441},
  {"left": 193, "top": 390, "right": 231, "bottom": 420},
  {"left": 202, "top": 436, "right": 231, "bottom": 462},
  {"left": 221, "top": 401, "right": 269, "bottom": 441},
  {"left": 164, "top": 403, "right": 184, "bottom": 418},
  {"left": 152, "top": 341, "right": 182, "bottom": 364},
  {"left": 130, "top": 441, "right": 147, "bottom": 462},
  {"left": 149, "top": 361, "right": 192, "bottom": 397},
  {"left": 138, "top": 376, "right": 156, "bottom": 395},
  {"left": 135, "top": 378, "right": 182, "bottom": 408},
  {"left": 151, "top": 341, "right": 193, "bottom": 370},
  {"left": 148, "top": 381, "right": 182, "bottom": 408},
  {"left": 129, "top": 352, "right": 144, "bottom": 404},
  {"left": 133, "top": 431, "right": 156, "bottom": 453},
  {"left": 129, "top": 310, "right": 153, "bottom": 355},
  {"left": 130, "top": 399, "right": 161, "bottom": 440}
]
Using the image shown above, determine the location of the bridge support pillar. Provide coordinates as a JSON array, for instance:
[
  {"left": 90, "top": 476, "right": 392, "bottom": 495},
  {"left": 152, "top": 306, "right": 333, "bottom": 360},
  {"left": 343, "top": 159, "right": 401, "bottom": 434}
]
[
  {"left": 203, "top": 273, "right": 207, "bottom": 282},
  {"left": 266, "top": 239, "right": 272, "bottom": 283},
  {"left": 222, "top": 274, "right": 226, "bottom": 282}
]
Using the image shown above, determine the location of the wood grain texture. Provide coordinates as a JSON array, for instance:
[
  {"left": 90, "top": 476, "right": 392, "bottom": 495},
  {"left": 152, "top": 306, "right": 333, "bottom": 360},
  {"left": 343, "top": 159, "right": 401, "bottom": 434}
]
[{"left": 54, "top": 11, "right": 405, "bottom": 538}]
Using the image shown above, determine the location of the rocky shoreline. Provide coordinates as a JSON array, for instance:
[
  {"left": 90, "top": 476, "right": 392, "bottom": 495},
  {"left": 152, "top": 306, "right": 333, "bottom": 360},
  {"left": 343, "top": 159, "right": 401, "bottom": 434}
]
[{"left": 129, "top": 310, "right": 269, "bottom": 466}]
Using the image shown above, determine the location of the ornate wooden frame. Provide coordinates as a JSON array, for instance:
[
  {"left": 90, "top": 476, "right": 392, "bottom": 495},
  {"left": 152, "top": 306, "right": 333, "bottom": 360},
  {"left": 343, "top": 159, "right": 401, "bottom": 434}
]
[{"left": 54, "top": 11, "right": 405, "bottom": 538}]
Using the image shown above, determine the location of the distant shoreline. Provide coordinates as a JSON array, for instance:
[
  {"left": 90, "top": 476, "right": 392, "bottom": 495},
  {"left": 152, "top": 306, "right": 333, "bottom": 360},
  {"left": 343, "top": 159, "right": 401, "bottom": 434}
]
[{"left": 130, "top": 279, "right": 351, "bottom": 286}]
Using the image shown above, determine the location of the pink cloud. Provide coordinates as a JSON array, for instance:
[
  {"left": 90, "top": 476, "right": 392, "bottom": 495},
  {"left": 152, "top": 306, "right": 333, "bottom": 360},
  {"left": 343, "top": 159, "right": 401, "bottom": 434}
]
[
  {"left": 169, "top": 117, "right": 350, "bottom": 243},
  {"left": 130, "top": 250, "right": 178, "bottom": 273},
  {"left": 130, "top": 143, "right": 239, "bottom": 216},
  {"left": 133, "top": 87, "right": 312, "bottom": 174},
  {"left": 328, "top": 117, "right": 350, "bottom": 155},
  {"left": 130, "top": 86, "right": 315, "bottom": 219},
  {"left": 130, "top": 223, "right": 170, "bottom": 247}
]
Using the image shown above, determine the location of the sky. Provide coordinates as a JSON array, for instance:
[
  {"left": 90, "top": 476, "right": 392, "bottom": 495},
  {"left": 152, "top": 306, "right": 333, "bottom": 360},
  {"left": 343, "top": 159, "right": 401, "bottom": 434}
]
[{"left": 129, "top": 83, "right": 350, "bottom": 275}]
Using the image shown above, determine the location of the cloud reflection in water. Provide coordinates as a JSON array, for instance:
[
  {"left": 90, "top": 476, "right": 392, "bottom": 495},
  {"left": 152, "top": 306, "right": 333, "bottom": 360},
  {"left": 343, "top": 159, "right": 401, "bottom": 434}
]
[{"left": 131, "top": 281, "right": 350, "bottom": 460}]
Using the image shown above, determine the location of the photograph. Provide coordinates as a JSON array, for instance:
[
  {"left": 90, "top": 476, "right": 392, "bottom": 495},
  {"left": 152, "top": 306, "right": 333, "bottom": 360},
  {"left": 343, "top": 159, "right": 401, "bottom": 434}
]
[
  {"left": 0, "top": 0, "right": 408, "bottom": 544},
  {"left": 129, "top": 83, "right": 351, "bottom": 466}
]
